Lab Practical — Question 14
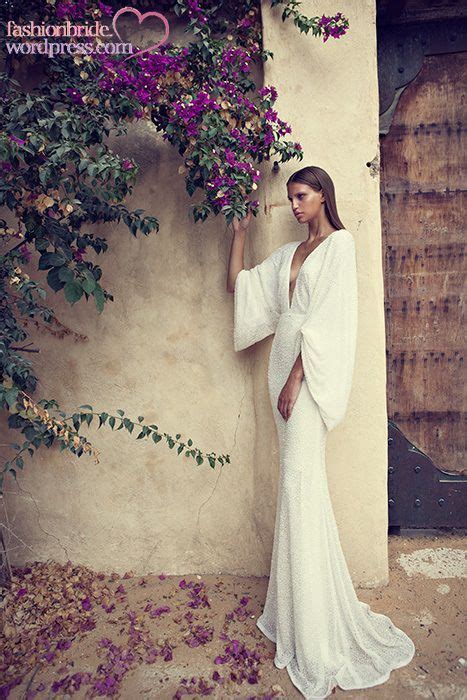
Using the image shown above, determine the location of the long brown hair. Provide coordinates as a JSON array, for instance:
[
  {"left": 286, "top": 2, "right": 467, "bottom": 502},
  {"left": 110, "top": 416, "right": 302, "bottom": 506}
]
[{"left": 286, "top": 166, "right": 345, "bottom": 231}]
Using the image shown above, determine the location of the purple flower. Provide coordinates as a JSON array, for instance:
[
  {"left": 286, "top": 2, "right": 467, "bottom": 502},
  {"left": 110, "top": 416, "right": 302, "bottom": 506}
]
[
  {"left": 66, "top": 87, "right": 84, "bottom": 105},
  {"left": 318, "top": 13, "right": 349, "bottom": 42},
  {"left": 264, "top": 109, "right": 278, "bottom": 122},
  {"left": 186, "top": 0, "right": 209, "bottom": 24},
  {"left": 238, "top": 17, "right": 253, "bottom": 29},
  {"left": 0, "top": 677, "right": 22, "bottom": 695},
  {"left": 225, "top": 149, "right": 236, "bottom": 166},
  {"left": 56, "top": 639, "right": 72, "bottom": 650},
  {"left": 8, "top": 134, "right": 25, "bottom": 146},
  {"left": 259, "top": 85, "right": 278, "bottom": 102},
  {"left": 135, "top": 88, "right": 150, "bottom": 103},
  {"left": 73, "top": 247, "right": 86, "bottom": 262},
  {"left": 98, "top": 0, "right": 113, "bottom": 16},
  {"left": 55, "top": 0, "right": 87, "bottom": 20},
  {"left": 149, "top": 605, "right": 171, "bottom": 617},
  {"left": 99, "top": 637, "right": 113, "bottom": 648},
  {"left": 19, "top": 243, "right": 32, "bottom": 262},
  {"left": 80, "top": 618, "right": 96, "bottom": 631}
]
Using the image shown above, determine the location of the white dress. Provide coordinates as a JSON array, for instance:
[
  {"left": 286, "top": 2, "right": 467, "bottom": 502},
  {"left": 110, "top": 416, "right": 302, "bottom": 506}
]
[{"left": 233, "top": 229, "right": 415, "bottom": 699}]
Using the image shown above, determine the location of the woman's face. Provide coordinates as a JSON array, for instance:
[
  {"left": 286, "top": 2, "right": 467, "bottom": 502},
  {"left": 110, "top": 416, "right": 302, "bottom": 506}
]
[{"left": 287, "top": 183, "right": 324, "bottom": 223}]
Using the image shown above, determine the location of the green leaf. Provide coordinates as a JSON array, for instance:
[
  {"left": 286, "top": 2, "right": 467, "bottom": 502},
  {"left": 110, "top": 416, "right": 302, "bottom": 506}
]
[
  {"left": 64, "top": 280, "right": 83, "bottom": 304},
  {"left": 47, "top": 267, "right": 65, "bottom": 292},
  {"left": 5, "top": 387, "right": 19, "bottom": 408},
  {"left": 109, "top": 416, "right": 116, "bottom": 429},
  {"left": 93, "top": 285, "right": 105, "bottom": 313},
  {"left": 58, "top": 266, "right": 74, "bottom": 283},
  {"left": 39, "top": 252, "right": 67, "bottom": 270},
  {"left": 81, "top": 273, "right": 96, "bottom": 294},
  {"left": 152, "top": 433, "right": 162, "bottom": 444},
  {"left": 78, "top": 404, "right": 93, "bottom": 410},
  {"left": 78, "top": 158, "right": 89, "bottom": 174},
  {"left": 123, "top": 418, "right": 134, "bottom": 433}
]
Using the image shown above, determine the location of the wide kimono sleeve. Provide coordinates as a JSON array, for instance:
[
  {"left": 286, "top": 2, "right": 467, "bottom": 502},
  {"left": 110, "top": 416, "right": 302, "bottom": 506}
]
[
  {"left": 299, "top": 231, "right": 358, "bottom": 432},
  {"left": 233, "top": 245, "right": 283, "bottom": 352}
]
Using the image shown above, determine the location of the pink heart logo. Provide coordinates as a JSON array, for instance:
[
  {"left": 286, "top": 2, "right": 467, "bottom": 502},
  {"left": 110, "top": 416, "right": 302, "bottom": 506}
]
[{"left": 112, "top": 7, "right": 170, "bottom": 62}]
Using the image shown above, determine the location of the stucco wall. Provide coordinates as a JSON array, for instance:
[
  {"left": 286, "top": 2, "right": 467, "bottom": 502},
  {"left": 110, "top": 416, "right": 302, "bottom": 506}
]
[
  {"left": 259, "top": 0, "right": 388, "bottom": 587},
  {"left": 1, "top": 0, "right": 389, "bottom": 585}
]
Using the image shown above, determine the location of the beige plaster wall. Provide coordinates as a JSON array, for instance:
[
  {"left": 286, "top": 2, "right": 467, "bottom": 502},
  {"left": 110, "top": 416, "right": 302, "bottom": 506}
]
[
  {"left": 1, "top": 0, "right": 389, "bottom": 586},
  {"left": 259, "top": 0, "right": 388, "bottom": 586}
]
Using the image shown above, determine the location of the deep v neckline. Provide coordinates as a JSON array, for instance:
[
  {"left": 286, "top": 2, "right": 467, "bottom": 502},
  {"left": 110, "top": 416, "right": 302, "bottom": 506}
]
[{"left": 287, "top": 230, "right": 342, "bottom": 309}]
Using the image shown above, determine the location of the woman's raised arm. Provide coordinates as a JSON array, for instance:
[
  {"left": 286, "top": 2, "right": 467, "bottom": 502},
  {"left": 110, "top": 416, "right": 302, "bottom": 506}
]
[{"left": 226, "top": 206, "right": 252, "bottom": 293}]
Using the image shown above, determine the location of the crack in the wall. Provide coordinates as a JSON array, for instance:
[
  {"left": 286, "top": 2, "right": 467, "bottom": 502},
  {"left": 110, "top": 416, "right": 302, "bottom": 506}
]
[
  {"left": 195, "top": 466, "right": 223, "bottom": 533},
  {"left": 1, "top": 500, "right": 38, "bottom": 559},
  {"left": 139, "top": 540, "right": 159, "bottom": 574},
  {"left": 232, "top": 371, "right": 248, "bottom": 450},
  {"left": 195, "top": 370, "right": 247, "bottom": 534},
  {"left": 4, "top": 480, "right": 71, "bottom": 562}
]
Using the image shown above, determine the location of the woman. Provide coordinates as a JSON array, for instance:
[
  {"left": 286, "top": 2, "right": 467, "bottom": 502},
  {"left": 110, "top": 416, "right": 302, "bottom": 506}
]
[{"left": 226, "top": 165, "right": 415, "bottom": 698}]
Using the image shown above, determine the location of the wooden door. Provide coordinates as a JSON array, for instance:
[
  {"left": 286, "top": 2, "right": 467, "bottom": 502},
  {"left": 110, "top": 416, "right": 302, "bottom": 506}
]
[{"left": 380, "top": 52, "right": 466, "bottom": 475}]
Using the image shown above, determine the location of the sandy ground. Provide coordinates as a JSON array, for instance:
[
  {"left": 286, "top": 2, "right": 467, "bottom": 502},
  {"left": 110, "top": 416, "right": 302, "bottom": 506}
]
[{"left": 2, "top": 529, "right": 466, "bottom": 699}]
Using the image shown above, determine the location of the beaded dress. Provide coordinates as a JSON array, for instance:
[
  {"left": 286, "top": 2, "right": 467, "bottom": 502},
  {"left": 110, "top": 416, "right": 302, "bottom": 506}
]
[{"left": 233, "top": 229, "right": 415, "bottom": 698}]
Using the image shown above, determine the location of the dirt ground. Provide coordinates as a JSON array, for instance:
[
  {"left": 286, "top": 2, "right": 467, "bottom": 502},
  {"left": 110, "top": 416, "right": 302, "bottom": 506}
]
[{"left": 2, "top": 529, "right": 466, "bottom": 699}]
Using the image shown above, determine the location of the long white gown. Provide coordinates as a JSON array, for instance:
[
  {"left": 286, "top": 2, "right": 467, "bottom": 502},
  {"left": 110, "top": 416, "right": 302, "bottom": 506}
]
[{"left": 233, "top": 229, "right": 415, "bottom": 699}]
